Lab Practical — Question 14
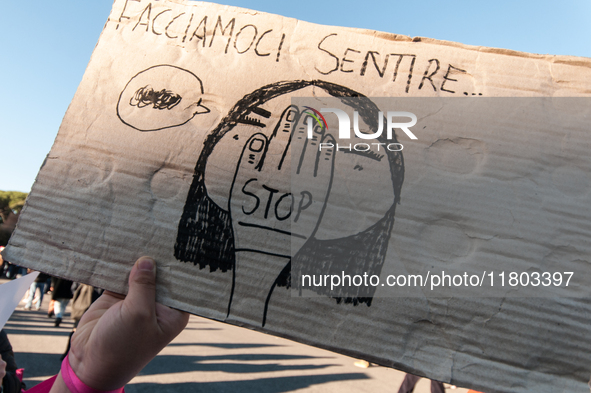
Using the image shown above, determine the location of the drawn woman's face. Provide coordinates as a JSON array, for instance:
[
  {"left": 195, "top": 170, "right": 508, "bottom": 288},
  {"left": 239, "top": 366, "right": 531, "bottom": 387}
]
[{"left": 203, "top": 86, "right": 395, "bottom": 241}]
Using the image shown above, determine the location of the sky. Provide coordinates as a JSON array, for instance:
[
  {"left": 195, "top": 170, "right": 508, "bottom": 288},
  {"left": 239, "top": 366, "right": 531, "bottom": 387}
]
[{"left": 1, "top": 0, "right": 589, "bottom": 193}]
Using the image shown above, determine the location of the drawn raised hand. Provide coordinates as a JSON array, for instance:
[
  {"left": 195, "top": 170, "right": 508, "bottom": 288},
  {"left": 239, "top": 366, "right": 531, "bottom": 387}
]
[
  {"left": 229, "top": 105, "right": 335, "bottom": 257},
  {"left": 227, "top": 105, "right": 336, "bottom": 323}
]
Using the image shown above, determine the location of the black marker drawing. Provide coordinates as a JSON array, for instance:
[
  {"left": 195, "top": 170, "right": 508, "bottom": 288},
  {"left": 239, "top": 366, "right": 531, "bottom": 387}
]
[
  {"left": 173, "top": 80, "right": 404, "bottom": 326},
  {"left": 130, "top": 85, "right": 182, "bottom": 110},
  {"left": 224, "top": 107, "right": 336, "bottom": 323},
  {"left": 117, "top": 64, "right": 209, "bottom": 131}
]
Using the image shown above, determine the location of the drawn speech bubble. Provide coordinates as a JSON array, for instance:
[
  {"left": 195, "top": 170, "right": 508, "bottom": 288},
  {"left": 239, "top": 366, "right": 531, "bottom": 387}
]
[{"left": 117, "top": 65, "right": 209, "bottom": 131}]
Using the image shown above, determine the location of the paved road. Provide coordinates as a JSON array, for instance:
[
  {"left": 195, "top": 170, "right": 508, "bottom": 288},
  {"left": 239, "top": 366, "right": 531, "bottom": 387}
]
[{"left": 2, "top": 278, "right": 469, "bottom": 392}]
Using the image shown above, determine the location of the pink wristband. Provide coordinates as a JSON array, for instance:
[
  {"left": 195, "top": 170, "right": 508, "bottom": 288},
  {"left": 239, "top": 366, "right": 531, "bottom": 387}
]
[{"left": 61, "top": 353, "right": 125, "bottom": 393}]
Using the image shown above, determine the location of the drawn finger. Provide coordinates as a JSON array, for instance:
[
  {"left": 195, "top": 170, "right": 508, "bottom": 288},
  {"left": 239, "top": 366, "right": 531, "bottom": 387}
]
[
  {"left": 229, "top": 132, "right": 267, "bottom": 211},
  {"left": 297, "top": 116, "right": 325, "bottom": 177},
  {"left": 315, "top": 133, "right": 336, "bottom": 178},
  {"left": 267, "top": 106, "right": 299, "bottom": 171},
  {"left": 288, "top": 111, "right": 308, "bottom": 175},
  {"left": 306, "top": 133, "right": 336, "bottom": 239},
  {"left": 240, "top": 132, "right": 267, "bottom": 171}
]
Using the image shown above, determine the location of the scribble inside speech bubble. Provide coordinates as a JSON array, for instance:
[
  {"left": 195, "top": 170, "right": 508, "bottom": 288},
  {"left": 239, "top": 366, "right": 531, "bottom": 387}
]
[
  {"left": 130, "top": 86, "right": 182, "bottom": 110},
  {"left": 117, "top": 65, "right": 209, "bottom": 131}
]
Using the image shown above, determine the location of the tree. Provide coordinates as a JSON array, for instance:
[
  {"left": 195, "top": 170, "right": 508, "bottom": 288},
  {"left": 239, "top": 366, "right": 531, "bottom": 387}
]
[{"left": 0, "top": 190, "right": 28, "bottom": 246}]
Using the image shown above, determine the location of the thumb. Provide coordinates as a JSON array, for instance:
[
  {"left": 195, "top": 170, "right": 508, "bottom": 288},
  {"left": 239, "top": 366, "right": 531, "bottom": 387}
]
[{"left": 125, "top": 256, "right": 157, "bottom": 312}]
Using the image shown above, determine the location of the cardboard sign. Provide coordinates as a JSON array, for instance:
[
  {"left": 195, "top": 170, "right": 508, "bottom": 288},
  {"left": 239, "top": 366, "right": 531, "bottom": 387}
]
[{"left": 4, "top": 1, "right": 591, "bottom": 391}]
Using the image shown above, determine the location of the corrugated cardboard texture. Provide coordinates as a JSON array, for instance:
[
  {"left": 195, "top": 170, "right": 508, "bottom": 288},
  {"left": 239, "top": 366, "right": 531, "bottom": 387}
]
[{"left": 4, "top": 1, "right": 591, "bottom": 391}]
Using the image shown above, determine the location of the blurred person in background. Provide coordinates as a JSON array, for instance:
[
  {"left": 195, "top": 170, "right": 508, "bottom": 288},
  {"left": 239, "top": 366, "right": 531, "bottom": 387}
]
[
  {"left": 24, "top": 271, "right": 52, "bottom": 311},
  {"left": 397, "top": 373, "right": 445, "bottom": 393},
  {"left": 50, "top": 277, "right": 74, "bottom": 327}
]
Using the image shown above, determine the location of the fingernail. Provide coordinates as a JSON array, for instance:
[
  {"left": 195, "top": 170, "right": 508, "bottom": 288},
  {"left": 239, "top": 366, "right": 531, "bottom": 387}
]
[
  {"left": 138, "top": 257, "right": 155, "bottom": 271},
  {"left": 249, "top": 138, "right": 264, "bottom": 152}
]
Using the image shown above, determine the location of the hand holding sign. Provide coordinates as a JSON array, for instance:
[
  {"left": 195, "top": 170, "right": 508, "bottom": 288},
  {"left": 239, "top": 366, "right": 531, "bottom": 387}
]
[{"left": 65, "top": 257, "right": 189, "bottom": 391}]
